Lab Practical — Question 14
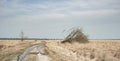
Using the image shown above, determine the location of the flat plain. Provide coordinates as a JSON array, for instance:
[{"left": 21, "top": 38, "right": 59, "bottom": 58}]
[{"left": 0, "top": 40, "right": 120, "bottom": 61}]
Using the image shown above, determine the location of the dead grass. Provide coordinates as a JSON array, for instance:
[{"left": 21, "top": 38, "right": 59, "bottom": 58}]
[
  {"left": 0, "top": 40, "right": 120, "bottom": 61},
  {"left": 0, "top": 40, "right": 43, "bottom": 61},
  {"left": 45, "top": 40, "right": 120, "bottom": 61}
]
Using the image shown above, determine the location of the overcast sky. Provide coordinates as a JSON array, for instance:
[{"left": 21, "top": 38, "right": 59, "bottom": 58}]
[{"left": 0, "top": 0, "right": 120, "bottom": 39}]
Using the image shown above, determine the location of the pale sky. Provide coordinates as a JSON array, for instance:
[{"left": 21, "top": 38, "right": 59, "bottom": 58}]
[{"left": 0, "top": 0, "right": 120, "bottom": 39}]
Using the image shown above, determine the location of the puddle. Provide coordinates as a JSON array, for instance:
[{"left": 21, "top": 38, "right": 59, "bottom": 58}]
[{"left": 17, "top": 42, "right": 51, "bottom": 61}]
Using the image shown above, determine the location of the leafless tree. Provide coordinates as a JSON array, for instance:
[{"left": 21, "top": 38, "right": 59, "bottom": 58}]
[
  {"left": 20, "top": 31, "right": 24, "bottom": 41},
  {"left": 62, "top": 28, "right": 89, "bottom": 43}
]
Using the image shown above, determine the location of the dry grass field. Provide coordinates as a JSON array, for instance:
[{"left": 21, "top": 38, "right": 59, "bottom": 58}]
[{"left": 0, "top": 40, "right": 120, "bottom": 61}]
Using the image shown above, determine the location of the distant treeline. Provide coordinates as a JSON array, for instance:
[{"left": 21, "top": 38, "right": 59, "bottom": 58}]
[
  {"left": 0, "top": 38, "right": 120, "bottom": 40},
  {"left": 90, "top": 39, "right": 120, "bottom": 40},
  {"left": 0, "top": 38, "right": 63, "bottom": 40}
]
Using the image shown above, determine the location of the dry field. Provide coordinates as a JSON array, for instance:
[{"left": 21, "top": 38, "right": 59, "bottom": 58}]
[{"left": 0, "top": 40, "right": 120, "bottom": 61}]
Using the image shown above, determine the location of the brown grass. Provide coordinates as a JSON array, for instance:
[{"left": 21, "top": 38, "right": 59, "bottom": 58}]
[
  {"left": 0, "top": 40, "right": 120, "bottom": 61},
  {"left": 45, "top": 40, "right": 120, "bottom": 61}
]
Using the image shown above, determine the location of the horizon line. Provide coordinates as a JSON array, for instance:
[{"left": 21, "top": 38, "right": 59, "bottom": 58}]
[{"left": 0, "top": 38, "right": 120, "bottom": 40}]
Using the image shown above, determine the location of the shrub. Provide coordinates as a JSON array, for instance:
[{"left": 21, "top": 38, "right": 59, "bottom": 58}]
[{"left": 61, "top": 28, "right": 89, "bottom": 43}]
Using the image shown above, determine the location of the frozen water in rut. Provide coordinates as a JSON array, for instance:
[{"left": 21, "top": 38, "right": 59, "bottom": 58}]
[{"left": 17, "top": 42, "right": 50, "bottom": 61}]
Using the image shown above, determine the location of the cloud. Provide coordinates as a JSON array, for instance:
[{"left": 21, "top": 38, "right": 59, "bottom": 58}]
[
  {"left": 1, "top": 0, "right": 120, "bottom": 17},
  {"left": 1, "top": 0, "right": 120, "bottom": 23},
  {"left": 0, "top": 0, "right": 120, "bottom": 38}
]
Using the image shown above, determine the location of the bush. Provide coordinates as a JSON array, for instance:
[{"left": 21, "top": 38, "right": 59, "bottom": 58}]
[{"left": 61, "top": 28, "right": 89, "bottom": 43}]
